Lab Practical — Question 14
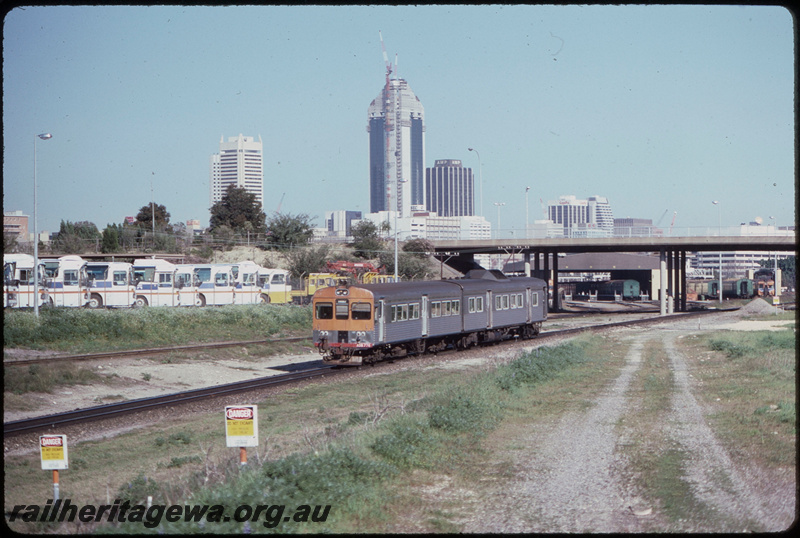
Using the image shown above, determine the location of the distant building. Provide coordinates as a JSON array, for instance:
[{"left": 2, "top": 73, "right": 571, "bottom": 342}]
[
  {"left": 367, "top": 78, "right": 425, "bottom": 217},
  {"left": 210, "top": 134, "right": 264, "bottom": 208},
  {"left": 3, "top": 211, "right": 29, "bottom": 240},
  {"left": 548, "top": 195, "right": 614, "bottom": 237},
  {"left": 324, "top": 210, "right": 363, "bottom": 240},
  {"left": 614, "top": 217, "right": 662, "bottom": 237},
  {"left": 426, "top": 160, "right": 474, "bottom": 217}
]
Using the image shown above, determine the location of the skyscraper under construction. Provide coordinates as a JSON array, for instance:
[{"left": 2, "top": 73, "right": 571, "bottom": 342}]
[{"left": 367, "top": 35, "right": 425, "bottom": 218}]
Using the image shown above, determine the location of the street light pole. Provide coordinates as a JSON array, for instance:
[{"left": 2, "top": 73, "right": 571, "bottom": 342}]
[
  {"left": 712, "top": 200, "right": 722, "bottom": 303},
  {"left": 33, "top": 133, "right": 53, "bottom": 319},
  {"left": 525, "top": 187, "right": 531, "bottom": 238},
  {"left": 494, "top": 202, "right": 505, "bottom": 239},
  {"left": 468, "top": 147, "right": 483, "bottom": 217}
]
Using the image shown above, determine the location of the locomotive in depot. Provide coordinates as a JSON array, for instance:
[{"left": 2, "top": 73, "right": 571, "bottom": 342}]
[{"left": 312, "top": 269, "right": 548, "bottom": 366}]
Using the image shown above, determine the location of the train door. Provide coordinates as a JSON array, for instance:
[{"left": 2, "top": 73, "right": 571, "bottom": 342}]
[
  {"left": 421, "top": 295, "right": 429, "bottom": 337},
  {"left": 377, "top": 299, "right": 385, "bottom": 343},
  {"left": 525, "top": 287, "right": 532, "bottom": 323},
  {"left": 486, "top": 291, "right": 493, "bottom": 328}
]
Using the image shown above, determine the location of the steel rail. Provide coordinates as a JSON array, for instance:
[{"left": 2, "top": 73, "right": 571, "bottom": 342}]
[
  {"left": 3, "top": 336, "right": 311, "bottom": 366},
  {"left": 3, "top": 365, "right": 336, "bottom": 435}
]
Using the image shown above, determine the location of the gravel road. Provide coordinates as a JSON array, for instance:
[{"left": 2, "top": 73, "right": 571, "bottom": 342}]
[{"left": 463, "top": 315, "right": 795, "bottom": 533}]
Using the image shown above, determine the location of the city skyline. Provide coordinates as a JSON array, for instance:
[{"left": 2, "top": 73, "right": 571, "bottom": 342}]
[{"left": 3, "top": 5, "right": 795, "bottom": 236}]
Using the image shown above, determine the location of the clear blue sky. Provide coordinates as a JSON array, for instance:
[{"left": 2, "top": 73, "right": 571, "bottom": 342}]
[{"left": 3, "top": 4, "right": 795, "bottom": 235}]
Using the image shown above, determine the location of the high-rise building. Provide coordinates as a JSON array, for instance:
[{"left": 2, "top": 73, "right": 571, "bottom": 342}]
[
  {"left": 426, "top": 160, "right": 474, "bottom": 217},
  {"left": 210, "top": 134, "right": 264, "bottom": 207},
  {"left": 367, "top": 78, "right": 425, "bottom": 217},
  {"left": 548, "top": 195, "right": 615, "bottom": 237}
]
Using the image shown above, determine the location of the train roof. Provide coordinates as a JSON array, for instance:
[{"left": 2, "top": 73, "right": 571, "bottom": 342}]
[{"left": 319, "top": 271, "right": 547, "bottom": 301}]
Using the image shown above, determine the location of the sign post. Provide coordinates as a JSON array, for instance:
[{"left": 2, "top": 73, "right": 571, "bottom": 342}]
[
  {"left": 40, "top": 435, "right": 68, "bottom": 500},
  {"left": 225, "top": 405, "right": 258, "bottom": 466}
]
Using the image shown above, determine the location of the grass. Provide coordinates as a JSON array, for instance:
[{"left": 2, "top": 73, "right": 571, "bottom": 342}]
[
  {"left": 3, "top": 304, "right": 312, "bottom": 352},
  {"left": 4, "top": 338, "right": 596, "bottom": 534}
]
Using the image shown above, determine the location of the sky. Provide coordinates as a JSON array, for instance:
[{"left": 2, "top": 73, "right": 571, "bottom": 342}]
[{"left": 3, "top": 4, "right": 795, "bottom": 237}]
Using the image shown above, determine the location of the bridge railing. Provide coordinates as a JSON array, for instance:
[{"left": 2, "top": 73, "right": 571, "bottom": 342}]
[{"left": 502, "top": 225, "right": 795, "bottom": 240}]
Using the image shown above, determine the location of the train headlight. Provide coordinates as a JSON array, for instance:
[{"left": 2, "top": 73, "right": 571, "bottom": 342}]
[{"left": 318, "top": 330, "right": 329, "bottom": 337}]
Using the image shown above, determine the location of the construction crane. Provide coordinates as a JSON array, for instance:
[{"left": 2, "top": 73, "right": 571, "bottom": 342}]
[
  {"left": 275, "top": 193, "right": 285, "bottom": 214},
  {"left": 669, "top": 211, "right": 678, "bottom": 235},
  {"left": 655, "top": 209, "right": 669, "bottom": 227}
]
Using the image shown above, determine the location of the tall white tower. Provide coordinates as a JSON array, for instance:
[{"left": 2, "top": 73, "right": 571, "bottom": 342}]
[
  {"left": 367, "top": 35, "right": 425, "bottom": 218},
  {"left": 210, "top": 134, "right": 264, "bottom": 207}
]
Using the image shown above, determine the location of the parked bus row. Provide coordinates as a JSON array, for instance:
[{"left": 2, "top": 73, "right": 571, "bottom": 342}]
[{"left": 2, "top": 255, "right": 327, "bottom": 309}]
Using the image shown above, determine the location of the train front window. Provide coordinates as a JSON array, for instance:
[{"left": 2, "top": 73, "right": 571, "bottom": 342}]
[
  {"left": 351, "top": 302, "right": 371, "bottom": 320},
  {"left": 316, "top": 302, "right": 333, "bottom": 320},
  {"left": 335, "top": 299, "right": 349, "bottom": 319}
]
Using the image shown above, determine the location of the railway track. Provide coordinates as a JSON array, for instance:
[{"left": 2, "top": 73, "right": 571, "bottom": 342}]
[
  {"left": 2, "top": 335, "right": 312, "bottom": 366},
  {"left": 3, "top": 364, "right": 337, "bottom": 436},
  {"left": 2, "top": 308, "right": 734, "bottom": 437}
]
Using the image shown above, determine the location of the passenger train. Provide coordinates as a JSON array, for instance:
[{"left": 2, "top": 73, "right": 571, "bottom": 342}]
[{"left": 312, "top": 269, "right": 548, "bottom": 366}]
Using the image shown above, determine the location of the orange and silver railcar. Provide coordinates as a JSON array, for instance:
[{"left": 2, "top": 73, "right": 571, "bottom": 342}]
[{"left": 312, "top": 270, "right": 548, "bottom": 366}]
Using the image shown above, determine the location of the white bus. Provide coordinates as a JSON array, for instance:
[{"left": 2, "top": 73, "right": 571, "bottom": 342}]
[
  {"left": 195, "top": 264, "right": 236, "bottom": 306},
  {"left": 257, "top": 267, "right": 293, "bottom": 304},
  {"left": 42, "top": 255, "right": 89, "bottom": 307},
  {"left": 233, "top": 261, "right": 267, "bottom": 305},
  {"left": 84, "top": 261, "right": 137, "bottom": 308},
  {"left": 133, "top": 258, "right": 197, "bottom": 307},
  {"left": 3, "top": 253, "right": 48, "bottom": 308}
]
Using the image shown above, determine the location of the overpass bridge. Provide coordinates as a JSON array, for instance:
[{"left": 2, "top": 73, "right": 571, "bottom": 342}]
[{"left": 431, "top": 235, "right": 795, "bottom": 315}]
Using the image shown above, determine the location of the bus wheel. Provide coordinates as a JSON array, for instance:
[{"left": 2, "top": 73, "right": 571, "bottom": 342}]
[
  {"left": 88, "top": 294, "right": 103, "bottom": 309},
  {"left": 134, "top": 296, "right": 148, "bottom": 308},
  {"left": 258, "top": 294, "right": 270, "bottom": 304},
  {"left": 195, "top": 295, "right": 206, "bottom": 307}
]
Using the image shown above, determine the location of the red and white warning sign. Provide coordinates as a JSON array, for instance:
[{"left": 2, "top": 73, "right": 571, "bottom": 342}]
[
  {"left": 40, "top": 435, "right": 68, "bottom": 470},
  {"left": 225, "top": 405, "right": 258, "bottom": 447}
]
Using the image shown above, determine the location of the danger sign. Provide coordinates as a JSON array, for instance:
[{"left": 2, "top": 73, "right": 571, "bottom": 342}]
[
  {"left": 40, "top": 435, "right": 68, "bottom": 470},
  {"left": 225, "top": 405, "right": 258, "bottom": 447}
]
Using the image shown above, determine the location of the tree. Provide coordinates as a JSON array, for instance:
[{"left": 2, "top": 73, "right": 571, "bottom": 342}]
[
  {"left": 135, "top": 203, "right": 170, "bottom": 229},
  {"left": 286, "top": 244, "right": 330, "bottom": 279},
  {"left": 101, "top": 224, "right": 122, "bottom": 253},
  {"left": 52, "top": 220, "right": 100, "bottom": 254},
  {"left": 403, "top": 238, "right": 434, "bottom": 259},
  {"left": 351, "top": 220, "right": 385, "bottom": 259},
  {"left": 209, "top": 186, "right": 266, "bottom": 235},
  {"left": 264, "top": 213, "right": 314, "bottom": 250}
]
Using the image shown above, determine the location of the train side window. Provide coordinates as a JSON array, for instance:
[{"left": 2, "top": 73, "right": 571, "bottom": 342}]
[
  {"left": 476, "top": 296, "right": 484, "bottom": 312},
  {"left": 316, "top": 302, "right": 333, "bottom": 320},
  {"left": 502, "top": 295, "right": 509, "bottom": 310},
  {"left": 452, "top": 300, "right": 460, "bottom": 316},
  {"left": 495, "top": 295, "right": 502, "bottom": 311},
  {"left": 531, "top": 292, "right": 538, "bottom": 306},
  {"left": 518, "top": 293, "right": 524, "bottom": 307},
  {"left": 351, "top": 302, "right": 371, "bottom": 320},
  {"left": 443, "top": 301, "right": 451, "bottom": 316},
  {"left": 431, "top": 301, "right": 441, "bottom": 318},
  {"left": 410, "top": 303, "right": 420, "bottom": 320},
  {"left": 510, "top": 294, "right": 517, "bottom": 309},
  {"left": 335, "top": 299, "right": 349, "bottom": 319},
  {"left": 401, "top": 304, "right": 409, "bottom": 321},
  {"left": 468, "top": 297, "right": 475, "bottom": 313}
]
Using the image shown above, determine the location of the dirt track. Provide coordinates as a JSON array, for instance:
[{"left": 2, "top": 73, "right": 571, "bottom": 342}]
[{"left": 461, "top": 311, "right": 795, "bottom": 533}]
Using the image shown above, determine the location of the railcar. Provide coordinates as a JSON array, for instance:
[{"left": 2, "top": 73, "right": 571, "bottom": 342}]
[
  {"left": 721, "top": 278, "right": 755, "bottom": 299},
  {"left": 312, "top": 269, "right": 547, "bottom": 366}
]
